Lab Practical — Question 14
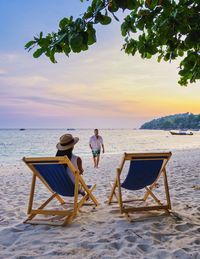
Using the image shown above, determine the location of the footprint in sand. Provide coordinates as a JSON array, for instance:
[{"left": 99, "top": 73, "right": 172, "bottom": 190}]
[
  {"left": 175, "top": 223, "right": 194, "bottom": 232},
  {"left": 109, "top": 241, "right": 122, "bottom": 250},
  {"left": 97, "top": 238, "right": 110, "bottom": 243},
  {"left": 110, "top": 233, "right": 121, "bottom": 240},
  {"left": 80, "top": 240, "right": 95, "bottom": 249},
  {"left": 172, "top": 249, "right": 194, "bottom": 259},
  {"left": 124, "top": 235, "right": 137, "bottom": 242},
  {"left": 136, "top": 244, "right": 153, "bottom": 254}
]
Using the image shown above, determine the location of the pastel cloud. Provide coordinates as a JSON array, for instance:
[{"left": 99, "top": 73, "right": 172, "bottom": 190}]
[
  {"left": 0, "top": 69, "right": 6, "bottom": 75},
  {"left": 0, "top": 43, "right": 200, "bottom": 128}
]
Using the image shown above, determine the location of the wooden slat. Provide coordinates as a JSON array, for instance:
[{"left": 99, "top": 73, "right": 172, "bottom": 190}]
[
  {"left": 124, "top": 152, "right": 172, "bottom": 160},
  {"left": 24, "top": 220, "right": 67, "bottom": 227},
  {"left": 31, "top": 209, "right": 73, "bottom": 216},
  {"left": 123, "top": 205, "right": 169, "bottom": 213},
  {"left": 110, "top": 199, "right": 144, "bottom": 204}
]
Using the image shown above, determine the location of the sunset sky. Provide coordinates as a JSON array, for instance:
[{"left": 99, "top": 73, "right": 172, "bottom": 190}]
[{"left": 0, "top": 0, "right": 200, "bottom": 129}]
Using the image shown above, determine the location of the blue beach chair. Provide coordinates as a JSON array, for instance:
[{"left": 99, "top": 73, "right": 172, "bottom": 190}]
[
  {"left": 108, "top": 152, "right": 172, "bottom": 221},
  {"left": 23, "top": 156, "right": 99, "bottom": 226}
]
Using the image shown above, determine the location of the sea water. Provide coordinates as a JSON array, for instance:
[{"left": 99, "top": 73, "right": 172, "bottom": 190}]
[{"left": 0, "top": 129, "right": 200, "bottom": 164}]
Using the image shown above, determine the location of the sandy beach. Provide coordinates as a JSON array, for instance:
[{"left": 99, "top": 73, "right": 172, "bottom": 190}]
[{"left": 0, "top": 149, "right": 200, "bottom": 259}]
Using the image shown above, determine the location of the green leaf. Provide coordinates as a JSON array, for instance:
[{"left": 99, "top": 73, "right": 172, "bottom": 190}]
[
  {"left": 157, "top": 54, "right": 163, "bottom": 62},
  {"left": 63, "top": 44, "right": 71, "bottom": 56},
  {"left": 100, "top": 15, "right": 112, "bottom": 25},
  {"left": 121, "top": 22, "right": 128, "bottom": 36},
  {"left": 178, "top": 49, "right": 184, "bottom": 57},
  {"left": 149, "top": 0, "right": 159, "bottom": 10},
  {"left": 87, "top": 24, "right": 96, "bottom": 45},
  {"left": 164, "top": 53, "right": 170, "bottom": 61},
  {"left": 49, "top": 52, "right": 57, "bottom": 63},
  {"left": 59, "top": 18, "right": 69, "bottom": 29},
  {"left": 127, "top": 0, "right": 137, "bottom": 10},
  {"left": 118, "top": 0, "right": 128, "bottom": 10},
  {"left": 70, "top": 33, "right": 83, "bottom": 53},
  {"left": 145, "top": 52, "right": 152, "bottom": 59},
  {"left": 25, "top": 41, "right": 36, "bottom": 49},
  {"left": 95, "top": 0, "right": 104, "bottom": 13},
  {"left": 81, "top": 32, "right": 89, "bottom": 51},
  {"left": 94, "top": 12, "right": 104, "bottom": 23},
  {"left": 136, "top": 18, "right": 145, "bottom": 30},
  {"left": 33, "top": 48, "right": 45, "bottom": 58}
]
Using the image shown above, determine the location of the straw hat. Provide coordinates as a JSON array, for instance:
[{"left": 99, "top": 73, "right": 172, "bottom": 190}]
[{"left": 56, "top": 134, "right": 79, "bottom": 151}]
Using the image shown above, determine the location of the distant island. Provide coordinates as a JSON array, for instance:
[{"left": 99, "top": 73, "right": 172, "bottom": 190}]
[{"left": 140, "top": 113, "right": 200, "bottom": 130}]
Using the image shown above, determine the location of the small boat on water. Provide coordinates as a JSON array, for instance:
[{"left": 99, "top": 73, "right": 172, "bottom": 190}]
[
  {"left": 170, "top": 131, "right": 193, "bottom": 135},
  {"left": 19, "top": 128, "right": 26, "bottom": 131}
]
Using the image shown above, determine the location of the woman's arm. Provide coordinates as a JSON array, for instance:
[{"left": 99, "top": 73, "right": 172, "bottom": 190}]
[{"left": 77, "top": 157, "right": 84, "bottom": 174}]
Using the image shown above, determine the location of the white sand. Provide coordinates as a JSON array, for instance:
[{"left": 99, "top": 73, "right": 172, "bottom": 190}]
[{"left": 0, "top": 149, "right": 200, "bottom": 259}]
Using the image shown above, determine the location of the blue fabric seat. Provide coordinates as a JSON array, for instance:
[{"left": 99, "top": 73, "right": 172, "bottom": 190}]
[
  {"left": 121, "top": 158, "right": 165, "bottom": 190},
  {"left": 27, "top": 161, "right": 91, "bottom": 197},
  {"left": 33, "top": 163, "right": 76, "bottom": 197}
]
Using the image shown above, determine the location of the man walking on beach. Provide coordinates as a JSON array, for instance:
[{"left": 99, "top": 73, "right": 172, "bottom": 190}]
[{"left": 89, "top": 129, "right": 104, "bottom": 168}]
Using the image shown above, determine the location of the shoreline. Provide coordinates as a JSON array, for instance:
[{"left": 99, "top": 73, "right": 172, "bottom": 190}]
[{"left": 2, "top": 146, "right": 200, "bottom": 165}]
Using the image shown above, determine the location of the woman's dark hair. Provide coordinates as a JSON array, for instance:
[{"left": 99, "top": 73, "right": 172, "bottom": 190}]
[{"left": 56, "top": 148, "right": 73, "bottom": 169}]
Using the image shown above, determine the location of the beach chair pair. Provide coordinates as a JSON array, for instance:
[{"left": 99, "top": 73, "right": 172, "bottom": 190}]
[{"left": 23, "top": 152, "right": 172, "bottom": 226}]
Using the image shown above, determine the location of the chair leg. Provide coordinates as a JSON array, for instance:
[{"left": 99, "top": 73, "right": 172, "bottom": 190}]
[
  {"left": 27, "top": 174, "right": 36, "bottom": 214},
  {"left": 163, "top": 169, "right": 171, "bottom": 209},
  {"left": 108, "top": 179, "right": 118, "bottom": 204},
  {"left": 62, "top": 215, "right": 74, "bottom": 226},
  {"left": 124, "top": 213, "right": 132, "bottom": 222},
  {"left": 117, "top": 169, "right": 123, "bottom": 214},
  {"left": 109, "top": 182, "right": 120, "bottom": 204},
  {"left": 73, "top": 174, "right": 80, "bottom": 216}
]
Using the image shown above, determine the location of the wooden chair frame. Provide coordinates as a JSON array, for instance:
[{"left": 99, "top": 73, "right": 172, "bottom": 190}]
[
  {"left": 108, "top": 152, "right": 172, "bottom": 221},
  {"left": 23, "top": 156, "right": 99, "bottom": 226}
]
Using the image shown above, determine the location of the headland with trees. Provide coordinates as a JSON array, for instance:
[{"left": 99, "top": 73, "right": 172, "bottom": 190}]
[{"left": 140, "top": 113, "right": 200, "bottom": 130}]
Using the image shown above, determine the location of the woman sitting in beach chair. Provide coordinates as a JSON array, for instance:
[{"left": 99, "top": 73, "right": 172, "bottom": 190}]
[
  {"left": 23, "top": 133, "right": 99, "bottom": 226},
  {"left": 56, "top": 133, "right": 85, "bottom": 195}
]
